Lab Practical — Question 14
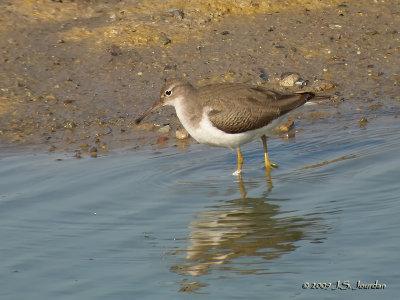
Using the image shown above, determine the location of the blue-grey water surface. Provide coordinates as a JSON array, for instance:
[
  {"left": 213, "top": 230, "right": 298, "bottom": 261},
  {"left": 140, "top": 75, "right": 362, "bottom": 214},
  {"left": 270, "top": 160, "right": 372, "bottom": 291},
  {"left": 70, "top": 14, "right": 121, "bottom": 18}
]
[{"left": 0, "top": 116, "right": 399, "bottom": 299}]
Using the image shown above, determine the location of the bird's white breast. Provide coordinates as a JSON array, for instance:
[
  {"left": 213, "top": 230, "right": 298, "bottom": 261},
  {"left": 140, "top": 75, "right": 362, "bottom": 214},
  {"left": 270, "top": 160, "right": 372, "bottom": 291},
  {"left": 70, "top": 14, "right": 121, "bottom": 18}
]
[{"left": 173, "top": 99, "right": 285, "bottom": 149}]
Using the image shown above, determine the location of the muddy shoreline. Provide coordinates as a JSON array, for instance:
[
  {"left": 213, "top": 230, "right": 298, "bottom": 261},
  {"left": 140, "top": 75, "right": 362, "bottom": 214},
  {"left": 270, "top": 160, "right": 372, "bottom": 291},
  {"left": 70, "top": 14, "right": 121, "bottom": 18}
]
[{"left": 1, "top": 0, "right": 398, "bottom": 156}]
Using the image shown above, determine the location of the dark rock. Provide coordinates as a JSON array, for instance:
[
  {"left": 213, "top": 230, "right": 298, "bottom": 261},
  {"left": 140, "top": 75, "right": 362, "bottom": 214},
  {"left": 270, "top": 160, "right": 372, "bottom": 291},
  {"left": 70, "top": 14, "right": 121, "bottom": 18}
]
[{"left": 109, "top": 45, "right": 122, "bottom": 56}]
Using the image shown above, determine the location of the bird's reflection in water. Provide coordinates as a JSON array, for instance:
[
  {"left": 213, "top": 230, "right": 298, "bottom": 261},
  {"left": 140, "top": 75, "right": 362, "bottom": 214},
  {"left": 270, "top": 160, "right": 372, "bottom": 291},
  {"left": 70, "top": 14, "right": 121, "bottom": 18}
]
[
  {"left": 238, "top": 166, "right": 273, "bottom": 198},
  {"left": 171, "top": 174, "right": 326, "bottom": 293}
]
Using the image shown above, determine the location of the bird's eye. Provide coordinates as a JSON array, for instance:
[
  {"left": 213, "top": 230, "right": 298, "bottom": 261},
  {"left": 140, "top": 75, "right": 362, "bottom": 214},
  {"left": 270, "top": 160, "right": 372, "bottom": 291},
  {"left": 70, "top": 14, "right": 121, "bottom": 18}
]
[{"left": 165, "top": 90, "right": 172, "bottom": 96}]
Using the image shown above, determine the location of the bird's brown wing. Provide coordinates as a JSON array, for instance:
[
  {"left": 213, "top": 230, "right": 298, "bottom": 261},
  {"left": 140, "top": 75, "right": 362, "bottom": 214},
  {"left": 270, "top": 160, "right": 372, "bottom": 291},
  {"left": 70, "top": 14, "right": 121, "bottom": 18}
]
[{"left": 200, "top": 84, "right": 313, "bottom": 134}]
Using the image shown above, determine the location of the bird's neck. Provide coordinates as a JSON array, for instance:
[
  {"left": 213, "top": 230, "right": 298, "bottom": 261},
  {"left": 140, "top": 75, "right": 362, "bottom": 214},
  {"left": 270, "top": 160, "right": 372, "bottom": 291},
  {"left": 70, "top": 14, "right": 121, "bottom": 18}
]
[{"left": 173, "top": 91, "right": 203, "bottom": 131}]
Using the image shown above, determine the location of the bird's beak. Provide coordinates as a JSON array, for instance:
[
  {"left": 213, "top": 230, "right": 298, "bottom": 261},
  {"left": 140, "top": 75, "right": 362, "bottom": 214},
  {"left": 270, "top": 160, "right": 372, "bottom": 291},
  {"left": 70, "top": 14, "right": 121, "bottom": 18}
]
[{"left": 135, "top": 100, "right": 163, "bottom": 124}]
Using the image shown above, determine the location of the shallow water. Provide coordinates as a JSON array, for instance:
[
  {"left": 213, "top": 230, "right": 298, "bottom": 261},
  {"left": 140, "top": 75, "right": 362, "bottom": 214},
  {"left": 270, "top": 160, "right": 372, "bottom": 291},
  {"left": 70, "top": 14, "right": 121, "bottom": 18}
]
[{"left": 1, "top": 115, "right": 399, "bottom": 299}]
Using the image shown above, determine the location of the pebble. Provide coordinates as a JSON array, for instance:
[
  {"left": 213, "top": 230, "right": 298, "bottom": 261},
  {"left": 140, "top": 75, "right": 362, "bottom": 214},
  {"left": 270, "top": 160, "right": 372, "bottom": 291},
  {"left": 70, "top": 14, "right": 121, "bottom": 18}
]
[
  {"left": 280, "top": 72, "right": 301, "bottom": 87},
  {"left": 158, "top": 125, "right": 170, "bottom": 133},
  {"left": 359, "top": 117, "right": 368, "bottom": 127},
  {"left": 163, "top": 8, "right": 184, "bottom": 20},
  {"left": 64, "top": 120, "right": 77, "bottom": 129},
  {"left": 276, "top": 119, "right": 294, "bottom": 132},
  {"left": 314, "top": 80, "right": 336, "bottom": 91},
  {"left": 329, "top": 24, "right": 342, "bottom": 29},
  {"left": 89, "top": 147, "right": 98, "bottom": 158},
  {"left": 109, "top": 44, "right": 122, "bottom": 56},
  {"left": 175, "top": 128, "right": 189, "bottom": 139},
  {"left": 164, "top": 64, "right": 177, "bottom": 71}
]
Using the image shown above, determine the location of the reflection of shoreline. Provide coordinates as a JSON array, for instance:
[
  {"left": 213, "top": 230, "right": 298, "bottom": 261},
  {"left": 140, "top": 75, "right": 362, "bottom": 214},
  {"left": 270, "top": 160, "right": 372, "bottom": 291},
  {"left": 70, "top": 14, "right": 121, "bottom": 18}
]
[{"left": 171, "top": 189, "right": 326, "bottom": 280}]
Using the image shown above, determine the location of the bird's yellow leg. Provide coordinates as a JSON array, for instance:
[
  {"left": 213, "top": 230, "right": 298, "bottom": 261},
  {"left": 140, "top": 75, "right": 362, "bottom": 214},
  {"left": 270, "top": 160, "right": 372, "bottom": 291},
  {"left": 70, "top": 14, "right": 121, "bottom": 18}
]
[
  {"left": 261, "top": 135, "right": 278, "bottom": 169},
  {"left": 232, "top": 147, "right": 244, "bottom": 176}
]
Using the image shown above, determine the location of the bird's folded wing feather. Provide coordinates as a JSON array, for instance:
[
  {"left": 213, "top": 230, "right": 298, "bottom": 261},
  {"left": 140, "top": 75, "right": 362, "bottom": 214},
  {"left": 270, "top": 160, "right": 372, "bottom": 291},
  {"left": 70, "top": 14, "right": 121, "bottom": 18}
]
[{"left": 201, "top": 85, "right": 308, "bottom": 134}]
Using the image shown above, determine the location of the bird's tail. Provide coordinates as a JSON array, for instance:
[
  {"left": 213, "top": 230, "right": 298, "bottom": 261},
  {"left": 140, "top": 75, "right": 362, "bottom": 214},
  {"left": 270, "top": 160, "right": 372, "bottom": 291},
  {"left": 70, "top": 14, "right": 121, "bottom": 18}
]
[{"left": 277, "top": 92, "right": 315, "bottom": 114}]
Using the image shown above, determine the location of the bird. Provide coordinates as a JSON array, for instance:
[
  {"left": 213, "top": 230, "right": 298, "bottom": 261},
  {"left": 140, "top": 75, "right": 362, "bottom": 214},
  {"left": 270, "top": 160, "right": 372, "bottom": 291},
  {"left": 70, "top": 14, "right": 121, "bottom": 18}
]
[{"left": 135, "top": 78, "right": 318, "bottom": 176}]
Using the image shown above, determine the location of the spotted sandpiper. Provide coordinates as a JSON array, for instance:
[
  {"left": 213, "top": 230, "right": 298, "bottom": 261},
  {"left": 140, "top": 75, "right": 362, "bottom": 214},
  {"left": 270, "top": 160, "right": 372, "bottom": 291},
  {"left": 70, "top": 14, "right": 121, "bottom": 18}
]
[{"left": 136, "top": 78, "right": 317, "bottom": 176}]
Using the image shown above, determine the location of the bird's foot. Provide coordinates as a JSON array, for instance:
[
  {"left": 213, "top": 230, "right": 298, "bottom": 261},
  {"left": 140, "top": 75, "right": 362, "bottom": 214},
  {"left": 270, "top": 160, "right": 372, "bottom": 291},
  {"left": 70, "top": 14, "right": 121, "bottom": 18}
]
[
  {"left": 232, "top": 169, "right": 242, "bottom": 176},
  {"left": 266, "top": 162, "right": 278, "bottom": 169},
  {"left": 264, "top": 152, "right": 278, "bottom": 169}
]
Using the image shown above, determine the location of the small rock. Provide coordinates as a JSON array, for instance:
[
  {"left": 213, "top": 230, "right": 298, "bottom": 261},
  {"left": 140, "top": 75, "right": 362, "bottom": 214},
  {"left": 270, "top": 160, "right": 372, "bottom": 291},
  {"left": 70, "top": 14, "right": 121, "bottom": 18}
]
[
  {"left": 158, "top": 125, "right": 170, "bottom": 133},
  {"left": 315, "top": 80, "right": 336, "bottom": 91},
  {"left": 221, "top": 30, "right": 229, "bottom": 35},
  {"left": 163, "top": 8, "right": 184, "bottom": 20},
  {"left": 276, "top": 119, "right": 294, "bottom": 132},
  {"left": 109, "top": 44, "right": 122, "bottom": 56},
  {"left": 64, "top": 120, "right": 77, "bottom": 129},
  {"left": 329, "top": 24, "right": 342, "bottom": 29},
  {"left": 280, "top": 72, "right": 301, "bottom": 87},
  {"left": 175, "top": 128, "right": 189, "bottom": 139},
  {"left": 359, "top": 117, "right": 368, "bottom": 127},
  {"left": 63, "top": 99, "right": 75, "bottom": 105},
  {"left": 164, "top": 64, "right": 177, "bottom": 71},
  {"left": 89, "top": 147, "right": 98, "bottom": 158}
]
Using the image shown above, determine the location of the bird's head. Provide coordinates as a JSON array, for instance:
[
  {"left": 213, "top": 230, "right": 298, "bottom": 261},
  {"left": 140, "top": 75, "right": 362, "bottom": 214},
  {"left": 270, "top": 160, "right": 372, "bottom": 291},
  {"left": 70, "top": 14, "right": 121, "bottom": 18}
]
[{"left": 135, "top": 78, "right": 195, "bottom": 124}]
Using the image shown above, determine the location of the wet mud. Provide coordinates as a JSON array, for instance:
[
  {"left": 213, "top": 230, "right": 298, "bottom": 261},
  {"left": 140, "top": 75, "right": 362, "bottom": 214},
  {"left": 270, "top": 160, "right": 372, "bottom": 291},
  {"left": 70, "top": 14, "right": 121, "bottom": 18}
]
[{"left": 0, "top": 0, "right": 399, "bottom": 155}]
